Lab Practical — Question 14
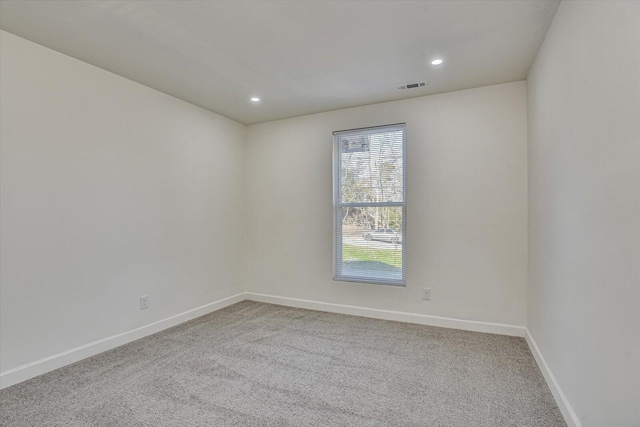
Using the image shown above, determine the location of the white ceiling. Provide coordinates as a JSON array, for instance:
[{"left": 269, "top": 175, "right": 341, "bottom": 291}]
[{"left": 0, "top": 0, "right": 559, "bottom": 125}]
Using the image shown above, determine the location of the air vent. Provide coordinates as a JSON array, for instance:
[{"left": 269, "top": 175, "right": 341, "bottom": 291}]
[{"left": 398, "top": 81, "right": 428, "bottom": 91}]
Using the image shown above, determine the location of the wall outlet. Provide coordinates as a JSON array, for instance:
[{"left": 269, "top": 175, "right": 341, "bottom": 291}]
[
  {"left": 140, "top": 295, "right": 149, "bottom": 310},
  {"left": 422, "top": 288, "right": 431, "bottom": 300}
]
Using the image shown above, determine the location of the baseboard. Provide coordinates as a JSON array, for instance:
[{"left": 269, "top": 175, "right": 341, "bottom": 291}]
[
  {"left": 0, "top": 292, "right": 246, "bottom": 390},
  {"left": 525, "top": 328, "right": 581, "bottom": 427},
  {"left": 0, "top": 291, "right": 538, "bottom": 395},
  {"left": 245, "top": 292, "right": 526, "bottom": 337}
]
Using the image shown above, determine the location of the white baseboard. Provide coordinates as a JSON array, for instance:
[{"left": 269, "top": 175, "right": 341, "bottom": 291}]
[
  {"left": 0, "top": 292, "right": 246, "bottom": 390},
  {"left": 525, "top": 329, "right": 581, "bottom": 427},
  {"left": 245, "top": 292, "right": 526, "bottom": 337},
  {"left": 0, "top": 291, "right": 537, "bottom": 395}
]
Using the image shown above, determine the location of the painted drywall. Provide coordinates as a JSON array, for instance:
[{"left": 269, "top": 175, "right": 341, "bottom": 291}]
[
  {"left": 245, "top": 81, "right": 528, "bottom": 327},
  {"left": 527, "top": 1, "right": 640, "bottom": 426},
  {"left": 0, "top": 31, "right": 246, "bottom": 374}
]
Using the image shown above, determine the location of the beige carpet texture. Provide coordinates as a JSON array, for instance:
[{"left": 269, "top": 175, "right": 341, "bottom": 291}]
[{"left": 0, "top": 301, "right": 565, "bottom": 426}]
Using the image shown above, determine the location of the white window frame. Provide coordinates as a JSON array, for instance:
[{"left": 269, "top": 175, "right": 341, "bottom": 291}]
[{"left": 333, "top": 123, "right": 407, "bottom": 286}]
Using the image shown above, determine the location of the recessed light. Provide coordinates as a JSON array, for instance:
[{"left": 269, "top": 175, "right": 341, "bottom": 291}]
[
  {"left": 250, "top": 97, "right": 261, "bottom": 102},
  {"left": 431, "top": 59, "right": 443, "bottom": 65}
]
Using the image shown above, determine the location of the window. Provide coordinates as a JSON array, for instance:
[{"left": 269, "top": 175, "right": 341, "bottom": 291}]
[{"left": 333, "top": 124, "right": 406, "bottom": 286}]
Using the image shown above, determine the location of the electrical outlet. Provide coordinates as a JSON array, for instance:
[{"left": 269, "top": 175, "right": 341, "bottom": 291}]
[
  {"left": 422, "top": 288, "right": 431, "bottom": 300},
  {"left": 140, "top": 295, "right": 149, "bottom": 310}
]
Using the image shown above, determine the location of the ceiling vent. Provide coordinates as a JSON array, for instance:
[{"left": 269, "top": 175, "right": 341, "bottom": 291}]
[{"left": 398, "top": 81, "right": 428, "bottom": 91}]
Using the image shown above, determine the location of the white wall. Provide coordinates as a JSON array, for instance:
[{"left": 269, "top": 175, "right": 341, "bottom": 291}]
[
  {"left": 0, "top": 31, "right": 246, "bottom": 375},
  {"left": 246, "top": 82, "right": 528, "bottom": 327},
  {"left": 527, "top": 2, "right": 640, "bottom": 426}
]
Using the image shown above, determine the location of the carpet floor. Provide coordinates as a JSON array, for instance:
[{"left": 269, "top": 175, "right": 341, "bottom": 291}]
[{"left": 0, "top": 301, "right": 565, "bottom": 426}]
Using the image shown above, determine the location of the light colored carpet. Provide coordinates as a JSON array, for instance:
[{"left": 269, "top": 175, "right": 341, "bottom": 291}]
[{"left": 0, "top": 301, "right": 565, "bottom": 426}]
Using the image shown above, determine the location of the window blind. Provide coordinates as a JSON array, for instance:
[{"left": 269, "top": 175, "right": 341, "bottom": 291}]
[{"left": 333, "top": 124, "right": 406, "bottom": 286}]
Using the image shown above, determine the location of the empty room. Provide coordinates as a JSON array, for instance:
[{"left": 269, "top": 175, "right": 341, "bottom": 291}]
[{"left": 0, "top": 1, "right": 638, "bottom": 426}]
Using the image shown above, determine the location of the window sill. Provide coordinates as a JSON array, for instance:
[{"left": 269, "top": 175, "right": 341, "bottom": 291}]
[{"left": 333, "top": 276, "right": 406, "bottom": 287}]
